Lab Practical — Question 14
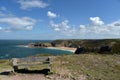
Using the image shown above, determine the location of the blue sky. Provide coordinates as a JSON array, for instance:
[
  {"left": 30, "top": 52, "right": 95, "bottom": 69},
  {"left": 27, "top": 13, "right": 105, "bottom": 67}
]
[{"left": 0, "top": 0, "right": 120, "bottom": 40}]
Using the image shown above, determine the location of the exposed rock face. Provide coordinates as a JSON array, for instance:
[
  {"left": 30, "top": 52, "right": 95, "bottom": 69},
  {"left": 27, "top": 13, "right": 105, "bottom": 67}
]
[
  {"left": 28, "top": 42, "right": 52, "bottom": 48},
  {"left": 74, "top": 47, "right": 85, "bottom": 54},
  {"left": 51, "top": 40, "right": 81, "bottom": 48},
  {"left": 74, "top": 47, "right": 97, "bottom": 54}
]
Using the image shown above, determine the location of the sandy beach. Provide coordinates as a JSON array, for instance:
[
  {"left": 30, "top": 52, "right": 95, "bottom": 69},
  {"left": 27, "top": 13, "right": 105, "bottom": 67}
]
[{"left": 46, "top": 47, "right": 76, "bottom": 53}]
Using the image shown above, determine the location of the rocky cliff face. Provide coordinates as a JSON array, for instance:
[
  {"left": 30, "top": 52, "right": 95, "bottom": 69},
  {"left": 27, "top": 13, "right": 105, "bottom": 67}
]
[
  {"left": 28, "top": 42, "right": 52, "bottom": 48},
  {"left": 51, "top": 40, "right": 82, "bottom": 48}
]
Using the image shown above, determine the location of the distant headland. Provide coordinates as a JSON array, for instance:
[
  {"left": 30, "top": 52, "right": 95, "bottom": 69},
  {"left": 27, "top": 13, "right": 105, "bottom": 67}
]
[{"left": 28, "top": 39, "right": 120, "bottom": 54}]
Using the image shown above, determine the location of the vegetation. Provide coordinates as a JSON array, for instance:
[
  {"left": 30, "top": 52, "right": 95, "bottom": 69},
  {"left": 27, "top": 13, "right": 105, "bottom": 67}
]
[
  {"left": 51, "top": 39, "right": 120, "bottom": 48},
  {"left": 0, "top": 54, "right": 120, "bottom": 80},
  {"left": 53, "top": 54, "right": 120, "bottom": 80},
  {"left": 51, "top": 39, "right": 120, "bottom": 54},
  {"left": 30, "top": 39, "right": 120, "bottom": 54},
  {"left": 111, "top": 43, "right": 120, "bottom": 54},
  {"left": 0, "top": 60, "right": 12, "bottom": 72}
]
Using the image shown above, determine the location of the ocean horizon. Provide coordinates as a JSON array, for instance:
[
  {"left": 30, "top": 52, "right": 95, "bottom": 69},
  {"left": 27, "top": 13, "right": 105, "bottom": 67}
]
[{"left": 0, "top": 40, "right": 72, "bottom": 59}]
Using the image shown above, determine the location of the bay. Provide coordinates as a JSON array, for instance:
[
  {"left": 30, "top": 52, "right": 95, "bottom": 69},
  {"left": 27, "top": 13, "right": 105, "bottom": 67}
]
[{"left": 0, "top": 40, "right": 72, "bottom": 59}]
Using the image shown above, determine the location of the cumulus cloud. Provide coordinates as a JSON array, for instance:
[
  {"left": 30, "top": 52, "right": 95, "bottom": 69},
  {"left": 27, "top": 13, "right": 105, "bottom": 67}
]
[
  {"left": 50, "top": 21, "right": 60, "bottom": 31},
  {"left": 79, "top": 17, "right": 120, "bottom": 36},
  {"left": 0, "top": 6, "right": 38, "bottom": 32},
  {"left": 90, "top": 17, "right": 104, "bottom": 26},
  {"left": 47, "top": 11, "right": 120, "bottom": 38},
  {"left": 47, "top": 11, "right": 58, "bottom": 18},
  {"left": 47, "top": 11, "right": 71, "bottom": 32},
  {"left": 0, "top": 16, "right": 36, "bottom": 31},
  {"left": 18, "top": 0, "right": 49, "bottom": 10},
  {"left": 50, "top": 20, "right": 71, "bottom": 32},
  {"left": 49, "top": 16, "right": 120, "bottom": 38}
]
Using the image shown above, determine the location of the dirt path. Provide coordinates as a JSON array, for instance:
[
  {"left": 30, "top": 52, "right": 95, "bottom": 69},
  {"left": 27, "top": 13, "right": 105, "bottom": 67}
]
[
  {"left": 0, "top": 74, "right": 46, "bottom": 80},
  {"left": 0, "top": 74, "right": 73, "bottom": 80},
  {"left": 0, "top": 69, "right": 72, "bottom": 80},
  {"left": 0, "top": 69, "right": 47, "bottom": 80}
]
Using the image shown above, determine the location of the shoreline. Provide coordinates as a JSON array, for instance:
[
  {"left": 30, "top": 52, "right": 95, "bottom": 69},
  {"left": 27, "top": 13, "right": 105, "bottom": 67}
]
[
  {"left": 27, "top": 43, "right": 76, "bottom": 53},
  {"left": 46, "top": 47, "right": 76, "bottom": 53}
]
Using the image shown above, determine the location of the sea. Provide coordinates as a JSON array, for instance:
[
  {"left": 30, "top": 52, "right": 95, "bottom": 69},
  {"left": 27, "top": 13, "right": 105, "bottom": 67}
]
[{"left": 0, "top": 40, "right": 73, "bottom": 59}]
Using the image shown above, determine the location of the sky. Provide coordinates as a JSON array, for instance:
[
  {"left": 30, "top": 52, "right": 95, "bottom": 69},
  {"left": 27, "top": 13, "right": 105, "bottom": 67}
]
[{"left": 0, "top": 0, "right": 120, "bottom": 40}]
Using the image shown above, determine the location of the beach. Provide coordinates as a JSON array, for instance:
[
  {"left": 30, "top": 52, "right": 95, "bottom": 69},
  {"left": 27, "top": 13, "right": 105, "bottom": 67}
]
[{"left": 46, "top": 47, "right": 76, "bottom": 53}]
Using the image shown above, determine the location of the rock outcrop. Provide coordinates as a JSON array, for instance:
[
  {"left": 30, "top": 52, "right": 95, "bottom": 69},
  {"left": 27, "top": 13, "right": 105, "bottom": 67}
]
[
  {"left": 74, "top": 47, "right": 85, "bottom": 54},
  {"left": 28, "top": 42, "right": 52, "bottom": 48}
]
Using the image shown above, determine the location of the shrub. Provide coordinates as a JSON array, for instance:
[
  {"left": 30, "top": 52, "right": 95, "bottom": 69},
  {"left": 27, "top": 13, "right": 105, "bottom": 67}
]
[{"left": 111, "top": 43, "right": 120, "bottom": 54}]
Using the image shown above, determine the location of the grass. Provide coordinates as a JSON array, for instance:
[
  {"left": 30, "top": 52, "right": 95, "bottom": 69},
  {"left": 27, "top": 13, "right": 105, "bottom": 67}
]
[
  {"left": 0, "top": 60, "right": 11, "bottom": 70},
  {"left": 0, "top": 54, "right": 120, "bottom": 80},
  {"left": 52, "top": 54, "right": 120, "bottom": 80},
  {"left": 18, "top": 64, "right": 50, "bottom": 70}
]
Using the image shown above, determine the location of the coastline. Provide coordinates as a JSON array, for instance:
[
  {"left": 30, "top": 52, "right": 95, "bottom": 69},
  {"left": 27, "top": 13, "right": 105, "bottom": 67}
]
[
  {"left": 27, "top": 42, "right": 77, "bottom": 53},
  {"left": 46, "top": 47, "right": 76, "bottom": 53}
]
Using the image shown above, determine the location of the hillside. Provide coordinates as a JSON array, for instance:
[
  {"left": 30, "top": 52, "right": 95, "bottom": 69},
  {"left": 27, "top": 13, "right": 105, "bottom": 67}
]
[
  {"left": 51, "top": 39, "right": 120, "bottom": 48},
  {"left": 0, "top": 54, "right": 120, "bottom": 80},
  {"left": 30, "top": 39, "right": 120, "bottom": 54}
]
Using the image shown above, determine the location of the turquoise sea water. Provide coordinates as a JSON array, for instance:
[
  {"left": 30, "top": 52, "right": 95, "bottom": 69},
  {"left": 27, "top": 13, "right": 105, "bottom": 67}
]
[{"left": 0, "top": 40, "right": 72, "bottom": 59}]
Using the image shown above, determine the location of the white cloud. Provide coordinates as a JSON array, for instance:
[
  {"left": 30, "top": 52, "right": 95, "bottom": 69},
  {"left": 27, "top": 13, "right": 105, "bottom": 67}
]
[
  {"left": 47, "top": 11, "right": 58, "bottom": 18},
  {"left": 106, "top": 20, "right": 120, "bottom": 35},
  {"left": 49, "top": 16, "right": 120, "bottom": 38},
  {"left": 0, "top": 6, "right": 38, "bottom": 32},
  {"left": 50, "top": 20, "right": 72, "bottom": 32},
  {"left": 54, "top": 28, "right": 60, "bottom": 31},
  {"left": 90, "top": 17, "right": 104, "bottom": 26},
  {"left": 18, "top": 0, "right": 49, "bottom": 10},
  {"left": 50, "top": 21, "right": 60, "bottom": 31},
  {"left": 79, "top": 17, "right": 120, "bottom": 37},
  {"left": 0, "top": 27, "right": 2, "bottom": 30},
  {"left": 0, "top": 16, "right": 36, "bottom": 31}
]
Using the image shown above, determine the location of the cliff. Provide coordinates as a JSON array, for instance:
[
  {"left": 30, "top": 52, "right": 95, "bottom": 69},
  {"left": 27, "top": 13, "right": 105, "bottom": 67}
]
[{"left": 28, "top": 42, "right": 52, "bottom": 48}]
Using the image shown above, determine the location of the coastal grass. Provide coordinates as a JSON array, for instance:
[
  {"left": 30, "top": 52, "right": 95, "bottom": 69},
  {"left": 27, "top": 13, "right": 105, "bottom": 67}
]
[
  {"left": 52, "top": 53, "right": 120, "bottom": 80},
  {"left": 0, "top": 54, "right": 120, "bottom": 80},
  {"left": 0, "top": 60, "right": 11, "bottom": 70}
]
